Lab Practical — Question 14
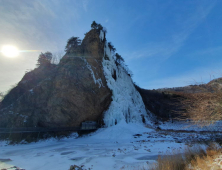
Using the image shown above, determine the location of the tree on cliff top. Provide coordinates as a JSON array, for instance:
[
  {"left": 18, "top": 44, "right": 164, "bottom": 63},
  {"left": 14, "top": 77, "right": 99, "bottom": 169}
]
[
  {"left": 65, "top": 36, "right": 81, "bottom": 54},
  {"left": 36, "top": 52, "right": 52, "bottom": 67},
  {"left": 91, "top": 21, "right": 103, "bottom": 32}
]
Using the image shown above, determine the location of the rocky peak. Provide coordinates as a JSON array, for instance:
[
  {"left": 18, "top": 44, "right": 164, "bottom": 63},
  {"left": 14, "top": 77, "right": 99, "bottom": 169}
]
[
  {"left": 0, "top": 28, "right": 112, "bottom": 128},
  {"left": 0, "top": 24, "right": 151, "bottom": 129}
]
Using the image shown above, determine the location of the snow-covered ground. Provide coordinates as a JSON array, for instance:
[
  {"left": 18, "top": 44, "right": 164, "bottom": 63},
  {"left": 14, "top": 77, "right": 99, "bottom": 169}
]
[
  {"left": 1, "top": 121, "right": 220, "bottom": 170},
  {"left": 160, "top": 120, "right": 222, "bottom": 132}
]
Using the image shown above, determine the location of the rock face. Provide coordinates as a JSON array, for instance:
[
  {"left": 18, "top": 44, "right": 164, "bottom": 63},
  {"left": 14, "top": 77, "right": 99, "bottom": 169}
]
[
  {"left": 135, "top": 86, "right": 182, "bottom": 121},
  {"left": 136, "top": 78, "right": 222, "bottom": 121},
  {"left": 0, "top": 29, "right": 112, "bottom": 128}
]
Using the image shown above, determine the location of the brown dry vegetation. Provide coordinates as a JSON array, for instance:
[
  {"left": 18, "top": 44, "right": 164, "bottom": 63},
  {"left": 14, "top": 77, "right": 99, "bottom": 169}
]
[
  {"left": 136, "top": 76, "right": 222, "bottom": 125},
  {"left": 176, "top": 91, "right": 222, "bottom": 125},
  {"left": 136, "top": 78, "right": 222, "bottom": 124},
  {"left": 173, "top": 82, "right": 222, "bottom": 126},
  {"left": 152, "top": 143, "right": 222, "bottom": 170}
]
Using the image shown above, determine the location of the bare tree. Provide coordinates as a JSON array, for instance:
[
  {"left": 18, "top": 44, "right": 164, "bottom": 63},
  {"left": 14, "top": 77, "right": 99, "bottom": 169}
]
[{"left": 51, "top": 51, "right": 64, "bottom": 64}]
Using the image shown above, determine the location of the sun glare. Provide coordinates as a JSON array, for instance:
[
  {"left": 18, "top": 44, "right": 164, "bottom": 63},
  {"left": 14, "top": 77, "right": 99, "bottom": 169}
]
[{"left": 1, "top": 45, "right": 19, "bottom": 58}]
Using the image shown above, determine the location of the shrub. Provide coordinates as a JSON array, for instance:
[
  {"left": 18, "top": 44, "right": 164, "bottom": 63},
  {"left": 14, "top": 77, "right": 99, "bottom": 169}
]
[
  {"left": 115, "top": 53, "right": 124, "bottom": 65},
  {"left": 152, "top": 143, "right": 222, "bottom": 170}
]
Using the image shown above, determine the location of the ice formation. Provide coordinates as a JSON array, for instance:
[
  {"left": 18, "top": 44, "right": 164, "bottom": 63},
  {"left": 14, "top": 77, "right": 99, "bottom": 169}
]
[{"left": 101, "top": 31, "right": 152, "bottom": 127}]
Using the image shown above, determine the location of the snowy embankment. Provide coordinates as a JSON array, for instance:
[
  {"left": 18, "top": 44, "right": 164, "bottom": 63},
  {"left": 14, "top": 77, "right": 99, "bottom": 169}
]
[
  {"left": 160, "top": 120, "right": 222, "bottom": 132},
  {"left": 1, "top": 121, "right": 220, "bottom": 170},
  {"left": 0, "top": 122, "right": 185, "bottom": 170}
]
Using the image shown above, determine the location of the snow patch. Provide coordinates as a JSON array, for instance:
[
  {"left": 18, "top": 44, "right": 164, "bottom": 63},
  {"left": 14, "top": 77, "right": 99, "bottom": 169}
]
[
  {"left": 88, "top": 120, "right": 154, "bottom": 142},
  {"left": 160, "top": 120, "right": 222, "bottom": 132},
  {"left": 99, "top": 30, "right": 104, "bottom": 41},
  {"left": 29, "top": 89, "right": 33, "bottom": 94},
  {"left": 19, "top": 114, "right": 28, "bottom": 123},
  {"left": 82, "top": 58, "right": 104, "bottom": 88}
]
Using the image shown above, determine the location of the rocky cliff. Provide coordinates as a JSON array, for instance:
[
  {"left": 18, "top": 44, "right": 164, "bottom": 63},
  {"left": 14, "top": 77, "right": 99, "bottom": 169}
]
[
  {"left": 0, "top": 29, "right": 112, "bottom": 128},
  {"left": 0, "top": 27, "right": 152, "bottom": 128}
]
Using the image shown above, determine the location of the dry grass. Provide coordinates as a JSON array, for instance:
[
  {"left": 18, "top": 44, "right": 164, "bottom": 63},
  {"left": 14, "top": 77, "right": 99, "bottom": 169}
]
[
  {"left": 175, "top": 90, "right": 222, "bottom": 126},
  {"left": 154, "top": 152, "right": 185, "bottom": 170},
  {"left": 189, "top": 143, "right": 222, "bottom": 170},
  {"left": 152, "top": 143, "right": 222, "bottom": 170}
]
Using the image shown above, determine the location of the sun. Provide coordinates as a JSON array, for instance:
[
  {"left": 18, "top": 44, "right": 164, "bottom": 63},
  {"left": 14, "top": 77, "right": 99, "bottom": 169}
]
[{"left": 1, "top": 45, "right": 19, "bottom": 58}]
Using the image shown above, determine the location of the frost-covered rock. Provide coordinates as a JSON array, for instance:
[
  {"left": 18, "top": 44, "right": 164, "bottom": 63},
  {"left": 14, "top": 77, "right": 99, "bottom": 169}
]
[{"left": 102, "top": 38, "right": 152, "bottom": 127}]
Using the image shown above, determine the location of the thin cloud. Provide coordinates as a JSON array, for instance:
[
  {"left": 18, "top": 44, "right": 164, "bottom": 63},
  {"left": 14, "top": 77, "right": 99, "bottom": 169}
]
[
  {"left": 0, "top": 0, "right": 86, "bottom": 52},
  {"left": 127, "top": 42, "right": 179, "bottom": 60},
  {"left": 82, "top": 0, "right": 89, "bottom": 12},
  {"left": 128, "top": 1, "right": 216, "bottom": 61},
  {"left": 0, "top": 0, "right": 88, "bottom": 92},
  {"left": 144, "top": 65, "right": 222, "bottom": 89},
  {"left": 0, "top": 1, "right": 58, "bottom": 49},
  {"left": 191, "top": 45, "right": 222, "bottom": 56}
]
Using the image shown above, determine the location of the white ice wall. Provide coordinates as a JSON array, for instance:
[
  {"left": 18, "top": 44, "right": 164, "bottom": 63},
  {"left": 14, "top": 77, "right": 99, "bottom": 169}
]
[{"left": 100, "top": 31, "right": 152, "bottom": 127}]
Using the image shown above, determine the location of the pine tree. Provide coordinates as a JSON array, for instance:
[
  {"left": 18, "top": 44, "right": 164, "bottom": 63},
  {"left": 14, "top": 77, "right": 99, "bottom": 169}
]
[
  {"left": 108, "top": 42, "right": 116, "bottom": 52},
  {"left": 36, "top": 52, "right": 52, "bottom": 67},
  {"left": 65, "top": 37, "right": 81, "bottom": 53},
  {"left": 91, "top": 21, "right": 98, "bottom": 29},
  {"left": 97, "top": 24, "right": 103, "bottom": 31},
  {"left": 91, "top": 21, "right": 104, "bottom": 32}
]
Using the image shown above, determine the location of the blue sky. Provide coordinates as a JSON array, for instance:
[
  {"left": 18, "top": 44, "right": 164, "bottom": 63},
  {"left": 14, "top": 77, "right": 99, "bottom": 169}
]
[{"left": 0, "top": 0, "right": 222, "bottom": 92}]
